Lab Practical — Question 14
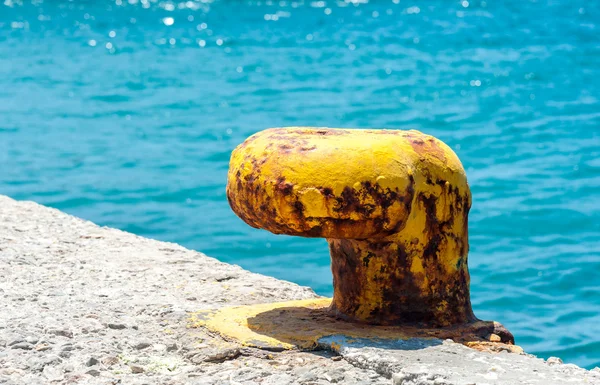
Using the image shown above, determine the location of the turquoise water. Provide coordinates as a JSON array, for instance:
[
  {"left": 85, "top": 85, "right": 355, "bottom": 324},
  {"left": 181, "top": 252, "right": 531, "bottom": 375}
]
[{"left": 1, "top": 0, "right": 599, "bottom": 369}]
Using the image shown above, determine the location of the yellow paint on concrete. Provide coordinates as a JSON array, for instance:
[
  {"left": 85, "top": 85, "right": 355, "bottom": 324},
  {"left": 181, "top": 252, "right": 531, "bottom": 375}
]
[
  {"left": 189, "top": 298, "right": 517, "bottom": 352},
  {"left": 190, "top": 299, "right": 331, "bottom": 350}
]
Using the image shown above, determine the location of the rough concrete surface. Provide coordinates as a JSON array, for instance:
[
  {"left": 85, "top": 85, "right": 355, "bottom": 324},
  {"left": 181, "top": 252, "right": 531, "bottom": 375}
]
[{"left": 1, "top": 195, "right": 599, "bottom": 385}]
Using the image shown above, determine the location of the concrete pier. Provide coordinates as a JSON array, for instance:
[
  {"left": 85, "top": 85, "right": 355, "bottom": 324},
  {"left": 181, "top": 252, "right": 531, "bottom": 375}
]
[{"left": 1, "top": 195, "right": 599, "bottom": 384}]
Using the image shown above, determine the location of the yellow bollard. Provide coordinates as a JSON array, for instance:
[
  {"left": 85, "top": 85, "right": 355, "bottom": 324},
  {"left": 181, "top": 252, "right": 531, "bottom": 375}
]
[{"left": 227, "top": 127, "right": 474, "bottom": 327}]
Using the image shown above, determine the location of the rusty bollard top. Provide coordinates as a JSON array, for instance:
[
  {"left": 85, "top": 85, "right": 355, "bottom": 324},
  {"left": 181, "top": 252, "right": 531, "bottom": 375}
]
[{"left": 227, "top": 127, "right": 475, "bottom": 327}]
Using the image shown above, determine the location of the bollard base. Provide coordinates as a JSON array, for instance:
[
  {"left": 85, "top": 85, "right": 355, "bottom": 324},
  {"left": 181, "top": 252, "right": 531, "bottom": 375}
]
[{"left": 189, "top": 298, "right": 519, "bottom": 354}]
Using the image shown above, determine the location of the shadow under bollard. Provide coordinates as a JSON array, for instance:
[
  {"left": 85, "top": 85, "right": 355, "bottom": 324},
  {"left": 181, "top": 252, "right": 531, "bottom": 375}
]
[{"left": 243, "top": 300, "right": 515, "bottom": 353}]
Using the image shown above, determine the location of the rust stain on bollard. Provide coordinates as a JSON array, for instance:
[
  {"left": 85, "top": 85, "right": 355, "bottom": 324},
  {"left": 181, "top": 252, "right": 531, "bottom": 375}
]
[{"left": 192, "top": 127, "right": 515, "bottom": 351}]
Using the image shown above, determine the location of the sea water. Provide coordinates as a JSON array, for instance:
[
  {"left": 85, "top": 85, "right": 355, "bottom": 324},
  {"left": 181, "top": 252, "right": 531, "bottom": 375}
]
[{"left": 1, "top": 0, "right": 599, "bottom": 369}]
